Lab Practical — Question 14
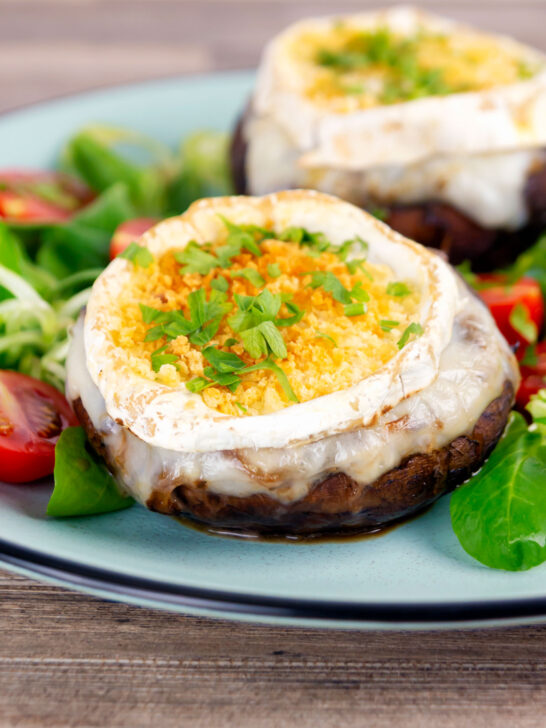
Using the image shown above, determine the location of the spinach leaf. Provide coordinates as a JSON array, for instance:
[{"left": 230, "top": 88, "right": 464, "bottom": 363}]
[
  {"left": 450, "top": 412, "right": 546, "bottom": 571},
  {"left": 47, "top": 426, "right": 134, "bottom": 517},
  {"left": 37, "top": 183, "right": 135, "bottom": 278}
]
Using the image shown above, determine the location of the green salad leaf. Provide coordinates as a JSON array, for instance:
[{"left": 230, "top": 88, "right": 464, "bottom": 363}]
[
  {"left": 47, "top": 427, "right": 134, "bottom": 517},
  {"left": 63, "top": 125, "right": 173, "bottom": 215},
  {"left": 450, "top": 411, "right": 546, "bottom": 571},
  {"left": 37, "top": 183, "right": 136, "bottom": 277},
  {"left": 167, "top": 130, "right": 234, "bottom": 214},
  {"left": 501, "top": 234, "right": 546, "bottom": 298}
]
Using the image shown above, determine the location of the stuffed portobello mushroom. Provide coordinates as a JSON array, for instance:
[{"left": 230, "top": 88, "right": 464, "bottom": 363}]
[
  {"left": 231, "top": 6, "right": 546, "bottom": 268},
  {"left": 66, "top": 190, "right": 518, "bottom": 535}
]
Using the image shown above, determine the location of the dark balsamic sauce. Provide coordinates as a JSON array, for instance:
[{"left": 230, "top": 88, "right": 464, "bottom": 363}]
[{"left": 173, "top": 506, "right": 431, "bottom": 544}]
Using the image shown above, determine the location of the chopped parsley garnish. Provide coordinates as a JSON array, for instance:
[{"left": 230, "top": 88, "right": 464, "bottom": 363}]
[
  {"left": 150, "top": 344, "right": 178, "bottom": 372},
  {"left": 202, "top": 346, "right": 247, "bottom": 373},
  {"left": 307, "top": 271, "right": 353, "bottom": 305},
  {"left": 223, "top": 337, "right": 239, "bottom": 347},
  {"left": 379, "top": 319, "right": 400, "bottom": 332},
  {"left": 186, "top": 348, "right": 298, "bottom": 403},
  {"left": 315, "top": 28, "right": 464, "bottom": 104},
  {"left": 227, "top": 289, "right": 300, "bottom": 359},
  {"left": 267, "top": 263, "right": 282, "bottom": 278},
  {"left": 175, "top": 217, "right": 268, "bottom": 276},
  {"left": 280, "top": 227, "right": 331, "bottom": 256},
  {"left": 386, "top": 281, "right": 412, "bottom": 297},
  {"left": 140, "top": 288, "right": 232, "bottom": 347},
  {"left": 306, "top": 271, "right": 370, "bottom": 315},
  {"left": 175, "top": 240, "right": 218, "bottom": 275},
  {"left": 229, "top": 268, "right": 266, "bottom": 288},
  {"left": 397, "top": 322, "right": 424, "bottom": 349},
  {"left": 217, "top": 216, "right": 263, "bottom": 258},
  {"left": 241, "top": 321, "right": 287, "bottom": 359},
  {"left": 210, "top": 275, "right": 229, "bottom": 292},
  {"left": 119, "top": 242, "right": 154, "bottom": 268}
]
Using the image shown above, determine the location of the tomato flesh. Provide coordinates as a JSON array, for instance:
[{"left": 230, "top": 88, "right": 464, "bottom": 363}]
[
  {"left": 515, "top": 341, "right": 546, "bottom": 409},
  {"left": 109, "top": 217, "right": 158, "bottom": 260},
  {"left": 0, "top": 170, "right": 93, "bottom": 225},
  {"left": 0, "top": 371, "right": 78, "bottom": 483},
  {"left": 477, "top": 274, "right": 544, "bottom": 355}
]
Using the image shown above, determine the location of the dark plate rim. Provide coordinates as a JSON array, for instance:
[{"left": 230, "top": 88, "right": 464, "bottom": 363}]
[
  {"left": 2, "top": 536, "right": 546, "bottom": 624},
  {"left": 1, "top": 71, "right": 546, "bottom": 627}
]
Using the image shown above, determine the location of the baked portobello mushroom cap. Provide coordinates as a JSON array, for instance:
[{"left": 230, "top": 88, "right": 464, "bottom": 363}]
[
  {"left": 67, "top": 191, "right": 519, "bottom": 537},
  {"left": 73, "top": 380, "right": 513, "bottom": 536}
]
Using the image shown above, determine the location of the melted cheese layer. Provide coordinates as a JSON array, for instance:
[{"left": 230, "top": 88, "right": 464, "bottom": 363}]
[{"left": 67, "top": 275, "right": 518, "bottom": 506}]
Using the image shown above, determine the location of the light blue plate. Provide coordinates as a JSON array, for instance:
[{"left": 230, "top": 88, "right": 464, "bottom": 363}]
[{"left": 1, "top": 71, "right": 545, "bottom": 629}]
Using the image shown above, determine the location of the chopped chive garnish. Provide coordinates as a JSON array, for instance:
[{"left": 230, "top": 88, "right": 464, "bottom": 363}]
[
  {"left": 397, "top": 323, "right": 424, "bottom": 349},
  {"left": 344, "top": 302, "right": 367, "bottom": 317},
  {"left": 379, "top": 319, "right": 399, "bottom": 332},
  {"left": 386, "top": 281, "right": 412, "bottom": 297},
  {"left": 235, "top": 401, "right": 248, "bottom": 413}
]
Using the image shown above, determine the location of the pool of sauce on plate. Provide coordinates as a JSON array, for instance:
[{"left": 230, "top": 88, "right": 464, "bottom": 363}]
[{"left": 172, "top": 506, "right": 432, "bottom": 544}]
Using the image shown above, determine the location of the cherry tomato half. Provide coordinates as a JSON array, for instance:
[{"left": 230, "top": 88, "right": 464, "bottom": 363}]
[
  {"left": 516, "top": 341, "right": 546, "bottom": 409},
  {"left": 0, "top": 371, "right": 78, "bottom": 483},
  {"left": 477, "top": 274, "right": 544, "bottom": 355},
  {"left": 0, "top": 170, "right": 93, "bottom": 225},
  {"left": 109, "top": 217, "right": 158, "bottom": 260}
]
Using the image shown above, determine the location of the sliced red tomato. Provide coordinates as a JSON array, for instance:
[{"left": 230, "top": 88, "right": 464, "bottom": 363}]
[
  {"left": 0, "top": 170, "right": 93, "bottom": 225},
  {"left": 517, "top": 373, "right": 546, "bottom": 410},
  {"left": 477, "top": 274, "right": 544, "bottom": 356},
  {"left": 109, "top": 217, "right": 158, "bottom": 260},
  {"left": 0, "top": 371, "right": 78, "bottom": 483},
  {"left": 516, "top": 341, "right": 546, "bottom": 409}
]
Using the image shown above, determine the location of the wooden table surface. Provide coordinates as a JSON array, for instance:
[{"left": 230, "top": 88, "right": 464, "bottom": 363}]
[{"left": 2, "top": 1, "right": 546, "bottom": 725}]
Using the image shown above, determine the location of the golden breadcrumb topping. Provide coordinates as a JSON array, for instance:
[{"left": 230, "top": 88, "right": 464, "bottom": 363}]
[
  {"left": 287, "top": 24, "right": 541, "bottom": 111},
  {"left": 109, "top": 224, "right": 421, "bottom": 416}
]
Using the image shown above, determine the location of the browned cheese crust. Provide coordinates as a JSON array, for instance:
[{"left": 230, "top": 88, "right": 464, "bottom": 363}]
[
  {"left": 73, "top": 380, "right": 514, "bottom": 536},
  {"left": 230, "top": 114, "right": 546, "bottom": 269}
]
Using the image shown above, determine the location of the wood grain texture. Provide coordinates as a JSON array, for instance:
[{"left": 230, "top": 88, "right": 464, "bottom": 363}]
[
  {"left": 2, "top": 1, "right": 546, "bottom": 725},
  {"left": 1, "top": 0, "right": 546, "bottom": 112},
  {"left": 2, "top": 571, "right": 546, "bottom": 728}
]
